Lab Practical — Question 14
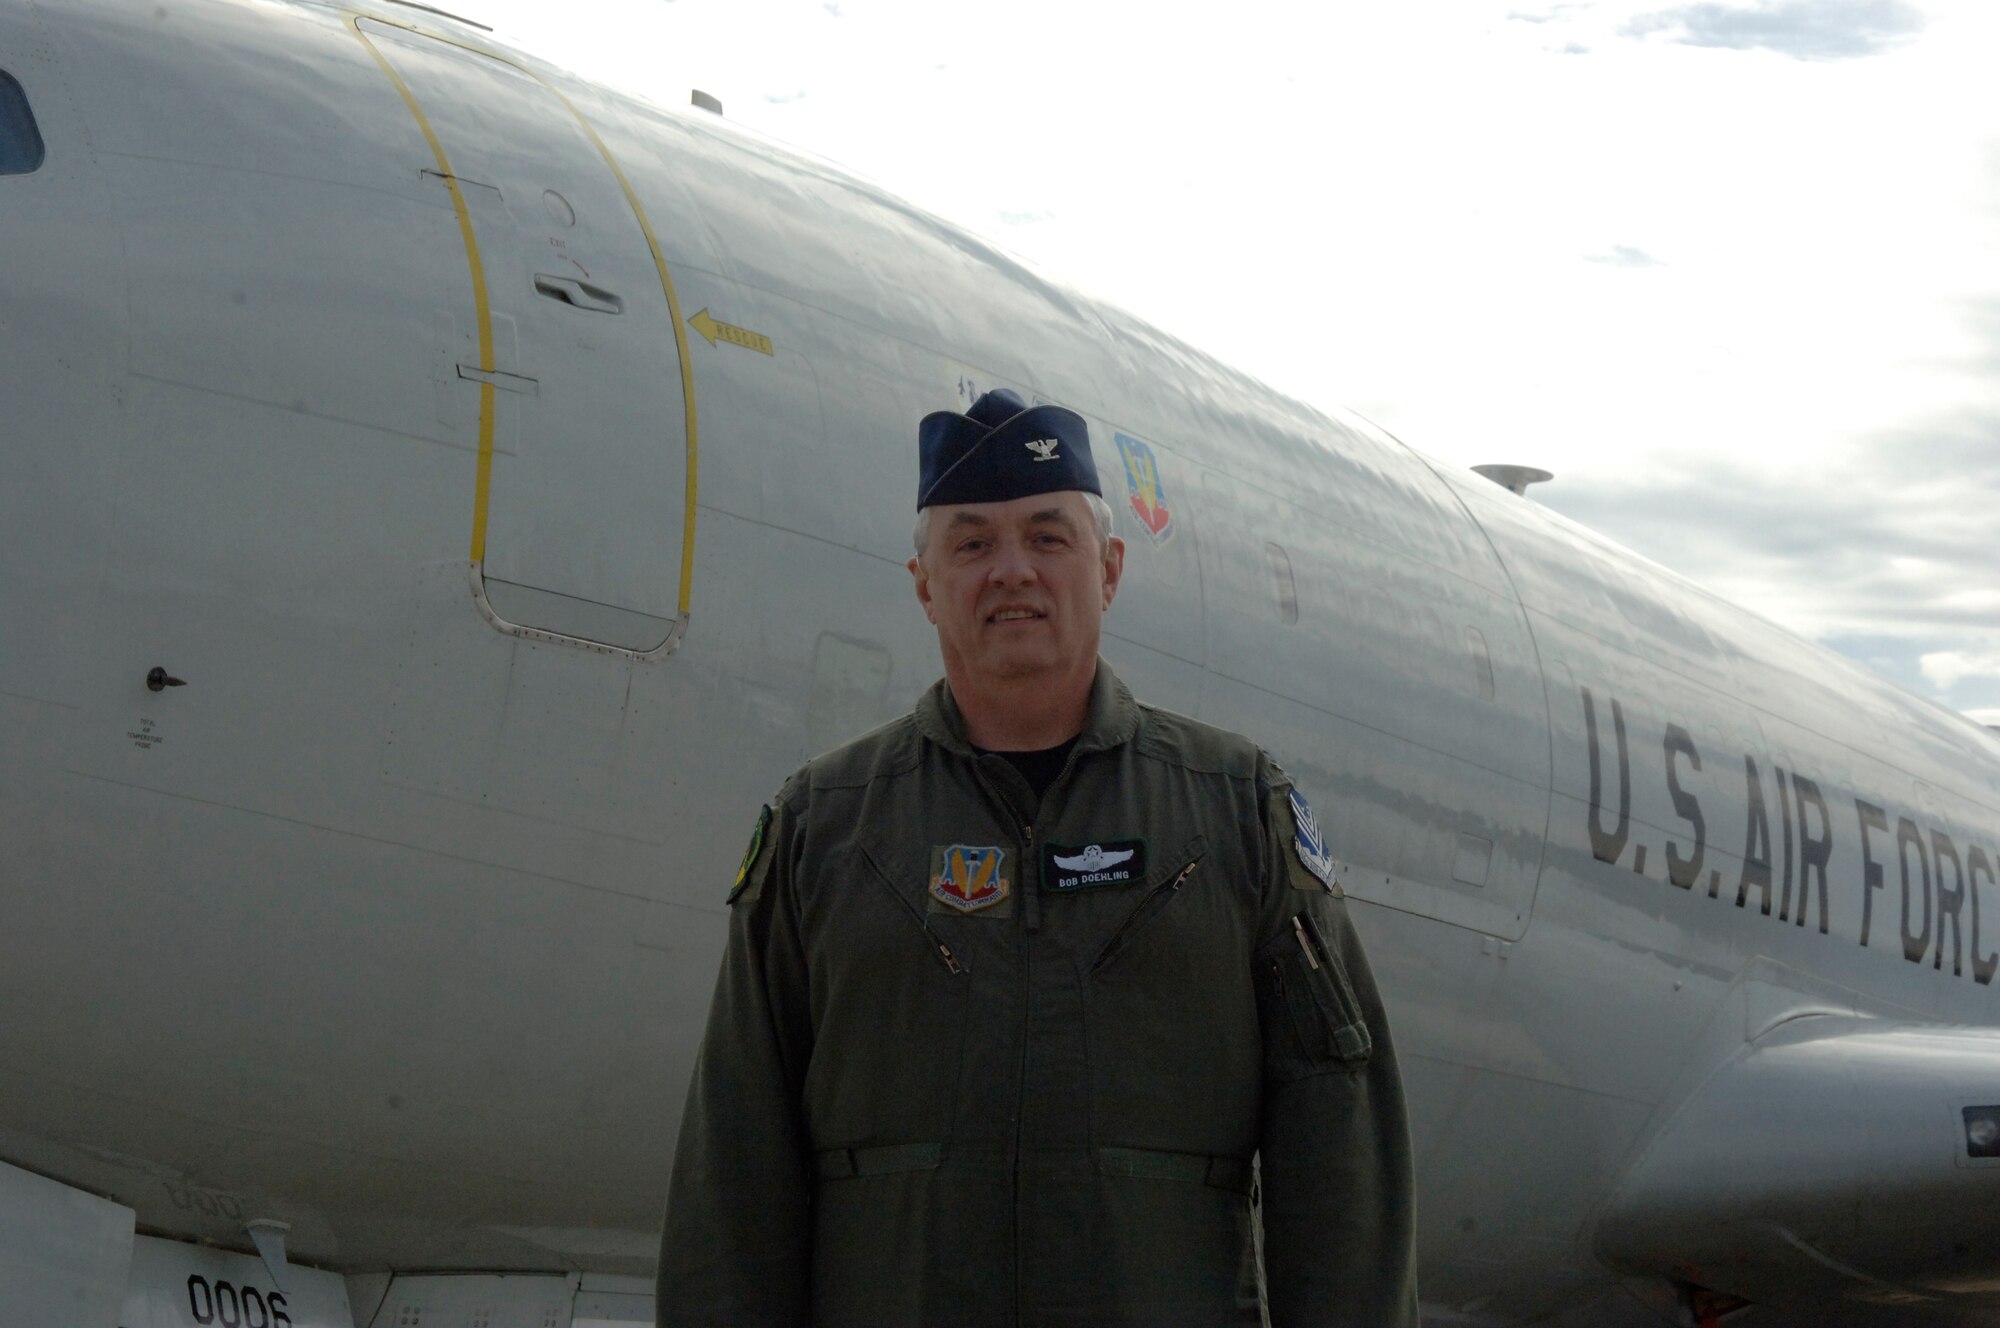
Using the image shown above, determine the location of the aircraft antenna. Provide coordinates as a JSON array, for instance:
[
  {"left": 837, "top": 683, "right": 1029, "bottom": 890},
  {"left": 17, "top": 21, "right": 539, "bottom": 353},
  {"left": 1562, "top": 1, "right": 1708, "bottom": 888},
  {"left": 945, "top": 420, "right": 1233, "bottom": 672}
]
[{"left": 1472, "top": 463, "right": 1554, "bottom": 497}]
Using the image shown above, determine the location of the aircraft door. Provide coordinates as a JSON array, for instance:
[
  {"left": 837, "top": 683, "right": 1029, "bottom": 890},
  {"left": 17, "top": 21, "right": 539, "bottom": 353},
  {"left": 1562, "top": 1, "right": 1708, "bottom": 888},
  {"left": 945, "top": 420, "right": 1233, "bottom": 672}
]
[{"left": 360, "top": 20, "right": 690, "bottom": 651}]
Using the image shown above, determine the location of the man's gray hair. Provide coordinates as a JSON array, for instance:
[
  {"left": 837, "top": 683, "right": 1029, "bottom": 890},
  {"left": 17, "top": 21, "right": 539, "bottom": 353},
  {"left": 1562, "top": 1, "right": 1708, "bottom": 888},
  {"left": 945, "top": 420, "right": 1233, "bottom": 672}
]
[{"left": 913, "top": 492, "right": 1115, "bottom": 559}]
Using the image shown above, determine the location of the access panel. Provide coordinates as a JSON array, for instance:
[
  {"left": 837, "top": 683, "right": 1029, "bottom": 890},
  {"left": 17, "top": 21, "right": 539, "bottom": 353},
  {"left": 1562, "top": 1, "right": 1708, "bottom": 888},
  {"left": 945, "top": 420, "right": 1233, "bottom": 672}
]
[{"left": 360, "top": 20, "right": 690, "bottom": 651}]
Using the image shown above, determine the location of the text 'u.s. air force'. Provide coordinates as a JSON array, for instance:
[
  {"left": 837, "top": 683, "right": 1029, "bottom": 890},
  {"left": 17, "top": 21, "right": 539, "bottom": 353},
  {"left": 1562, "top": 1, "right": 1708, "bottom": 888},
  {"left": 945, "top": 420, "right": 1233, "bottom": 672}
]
[{"left": 1580, "top": 686, "right": 1998, "bottom": 987}]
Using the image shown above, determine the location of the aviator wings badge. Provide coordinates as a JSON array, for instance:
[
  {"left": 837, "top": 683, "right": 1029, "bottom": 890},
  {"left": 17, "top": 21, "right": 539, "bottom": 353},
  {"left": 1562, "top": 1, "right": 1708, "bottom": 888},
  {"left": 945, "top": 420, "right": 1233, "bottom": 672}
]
[
  {"left": 1044, "top": 839, "right": 1146, "bottom": 892},
  {"left": 1052, "top": 845, "right": 1134, "bottom": 872}
]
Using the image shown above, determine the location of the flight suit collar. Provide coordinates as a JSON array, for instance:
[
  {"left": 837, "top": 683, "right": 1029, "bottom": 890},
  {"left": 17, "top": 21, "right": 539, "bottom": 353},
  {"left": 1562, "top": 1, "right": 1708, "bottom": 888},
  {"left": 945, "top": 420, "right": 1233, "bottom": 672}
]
[{"left": 916, "top": 659, "right": 1140, "bottom": 758}]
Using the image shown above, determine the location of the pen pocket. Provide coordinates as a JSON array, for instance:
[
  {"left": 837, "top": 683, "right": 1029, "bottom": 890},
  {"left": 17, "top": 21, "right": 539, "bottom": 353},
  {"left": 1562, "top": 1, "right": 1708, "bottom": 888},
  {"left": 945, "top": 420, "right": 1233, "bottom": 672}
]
[{"left": 1255, "top": 909, "right": 1373, "bottom": 1079}]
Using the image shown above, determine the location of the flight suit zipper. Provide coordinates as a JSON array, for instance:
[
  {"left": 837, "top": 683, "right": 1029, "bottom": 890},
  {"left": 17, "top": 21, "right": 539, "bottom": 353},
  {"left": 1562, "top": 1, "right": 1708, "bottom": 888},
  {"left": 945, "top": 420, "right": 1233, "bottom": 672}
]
[
  {"left": 966, "top": 748, "right": 1072, "bottom": 1323},
  {"left": 1089, "top": 856, "right": 1201, "bottom": 974},
  {"left": 859, "top": 847, "right": 967, "bottom": 975},
  {"left": 1014, "top": 815, "right": 1035, "bottom": 1325},
  {"left": 1021, "top": 822, "right": 1040, "bottom": 932},
  {"left": 934, "top": 936, "right": 963, "bottom": 974}
]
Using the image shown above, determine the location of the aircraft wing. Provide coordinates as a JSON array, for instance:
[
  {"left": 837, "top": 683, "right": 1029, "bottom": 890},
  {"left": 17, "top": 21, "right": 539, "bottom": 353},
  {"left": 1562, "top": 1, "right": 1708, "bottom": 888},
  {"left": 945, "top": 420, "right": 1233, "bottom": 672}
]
[{"left": 1595, "top": 1015, "right": 2000, "bottom": 1309}]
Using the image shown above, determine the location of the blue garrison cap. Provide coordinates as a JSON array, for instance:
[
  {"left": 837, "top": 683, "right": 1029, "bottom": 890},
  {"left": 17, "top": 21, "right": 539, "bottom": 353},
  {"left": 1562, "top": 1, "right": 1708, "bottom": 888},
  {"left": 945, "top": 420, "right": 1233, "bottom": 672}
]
[{"left": 918, "top": 388, "right": 1100, "bottom": 509}]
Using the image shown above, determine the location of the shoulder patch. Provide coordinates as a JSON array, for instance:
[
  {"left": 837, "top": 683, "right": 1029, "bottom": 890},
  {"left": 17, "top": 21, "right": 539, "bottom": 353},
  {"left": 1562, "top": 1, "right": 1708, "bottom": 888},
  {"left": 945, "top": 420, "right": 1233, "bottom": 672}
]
[
  {"left": 1286, "top": 787, "right": 1339, "bottom": 893},
  {"left": 727, "top": 804, "right": 774, "bottom": 905}
]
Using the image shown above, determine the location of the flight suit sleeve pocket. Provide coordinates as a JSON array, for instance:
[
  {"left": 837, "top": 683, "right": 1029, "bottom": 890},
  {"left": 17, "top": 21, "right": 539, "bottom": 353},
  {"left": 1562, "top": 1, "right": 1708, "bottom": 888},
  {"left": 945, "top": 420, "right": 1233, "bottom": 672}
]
[{"left": 1255, "top": 910, "right": 1373, "bottom": 1080}]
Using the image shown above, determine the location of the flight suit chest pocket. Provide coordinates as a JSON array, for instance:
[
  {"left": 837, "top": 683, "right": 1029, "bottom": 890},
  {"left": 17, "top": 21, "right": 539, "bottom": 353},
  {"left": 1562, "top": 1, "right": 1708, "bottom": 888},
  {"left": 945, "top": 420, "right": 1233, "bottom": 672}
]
[
  {"left": 1256, "top": 910, "right": 1372, "bottom": 1080},
  {"left": 1086, "top": 835, "right": 1206, "bottom": 975}
]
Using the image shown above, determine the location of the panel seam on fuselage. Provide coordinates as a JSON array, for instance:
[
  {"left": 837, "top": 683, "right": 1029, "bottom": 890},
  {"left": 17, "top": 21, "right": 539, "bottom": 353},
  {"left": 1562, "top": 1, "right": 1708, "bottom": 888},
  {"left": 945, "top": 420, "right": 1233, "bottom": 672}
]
[
  {"left": 345, "top": 13, "right": 701, "bottom": 620},
  {"left": 1396, "top": 453, "right": 1562, "bottom": 921},
  {"left": 65, "top": 767, "right": 709, "bottom": 905},
  {"left": 345, "top": 15, "right": 498, "bottom": 566}
]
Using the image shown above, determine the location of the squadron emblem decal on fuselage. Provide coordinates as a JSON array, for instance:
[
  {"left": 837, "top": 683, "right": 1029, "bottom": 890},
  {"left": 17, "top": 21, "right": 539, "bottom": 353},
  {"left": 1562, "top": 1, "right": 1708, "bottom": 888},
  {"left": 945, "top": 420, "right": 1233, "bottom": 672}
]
[{"left": 1114, "top": 432, "right": 1174, "bottom": 543}]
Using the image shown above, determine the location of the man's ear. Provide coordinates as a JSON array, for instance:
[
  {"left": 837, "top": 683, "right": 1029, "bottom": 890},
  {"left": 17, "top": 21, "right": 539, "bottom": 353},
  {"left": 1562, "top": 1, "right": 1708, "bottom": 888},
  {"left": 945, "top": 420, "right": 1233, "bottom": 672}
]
[
  {"left": 1100, "top": 536, "right": 1126, "bottom": 610},
  {"left": 909, "top": 555, "right": 936, "bottom": 623}
]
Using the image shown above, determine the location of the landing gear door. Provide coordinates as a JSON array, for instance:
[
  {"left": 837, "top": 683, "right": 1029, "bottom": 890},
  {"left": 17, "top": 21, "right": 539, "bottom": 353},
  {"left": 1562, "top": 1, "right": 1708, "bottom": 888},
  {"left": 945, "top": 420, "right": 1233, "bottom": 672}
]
[{"left": 360, "top": 20, "right": 691, "bottom": 652}]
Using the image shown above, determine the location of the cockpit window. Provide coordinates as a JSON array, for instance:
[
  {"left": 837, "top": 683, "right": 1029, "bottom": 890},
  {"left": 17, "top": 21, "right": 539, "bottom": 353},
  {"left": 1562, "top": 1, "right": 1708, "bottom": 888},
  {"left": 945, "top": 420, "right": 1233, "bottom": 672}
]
[{"left": 0, "top": 70, "right": 46, "bottom": 175}]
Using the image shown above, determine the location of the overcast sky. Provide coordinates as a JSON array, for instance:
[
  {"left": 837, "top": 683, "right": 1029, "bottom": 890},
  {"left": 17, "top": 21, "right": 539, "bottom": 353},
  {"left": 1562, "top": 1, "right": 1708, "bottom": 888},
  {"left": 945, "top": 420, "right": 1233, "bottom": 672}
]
[{"left": 455, "top": 0, "right": 2000, "bottom": 730}]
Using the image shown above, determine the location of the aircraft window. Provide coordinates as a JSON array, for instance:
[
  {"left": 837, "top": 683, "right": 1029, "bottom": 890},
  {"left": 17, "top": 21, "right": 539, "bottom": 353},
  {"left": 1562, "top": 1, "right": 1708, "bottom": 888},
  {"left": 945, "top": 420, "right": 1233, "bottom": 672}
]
[
  {"left": 0, "top": 70, "right": 44, "bottom": 174},
  {"left": 1466, "top": 626, "right": 1495, "bottom": 699},
  {"left": 1265, "top": 542, "right": 1299, "bottom": 625}
]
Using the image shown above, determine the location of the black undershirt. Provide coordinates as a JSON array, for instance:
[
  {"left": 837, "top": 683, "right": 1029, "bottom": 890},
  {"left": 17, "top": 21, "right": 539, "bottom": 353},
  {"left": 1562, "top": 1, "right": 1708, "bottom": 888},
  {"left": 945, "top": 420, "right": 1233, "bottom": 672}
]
[{"left": 978, "top": 736, "right": 1080, "bottom": 801}]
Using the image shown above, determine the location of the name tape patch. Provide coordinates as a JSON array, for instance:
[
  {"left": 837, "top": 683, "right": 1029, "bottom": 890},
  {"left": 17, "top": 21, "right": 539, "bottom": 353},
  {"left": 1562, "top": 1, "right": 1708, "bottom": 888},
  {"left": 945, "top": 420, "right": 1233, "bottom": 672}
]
[{"left": 1043, "top": 839, "right": 1147, "bottom": 892}]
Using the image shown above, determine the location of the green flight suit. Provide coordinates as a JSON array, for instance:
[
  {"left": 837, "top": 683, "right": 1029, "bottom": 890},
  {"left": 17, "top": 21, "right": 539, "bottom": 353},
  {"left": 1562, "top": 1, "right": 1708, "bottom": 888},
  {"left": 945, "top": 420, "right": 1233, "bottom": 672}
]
[{"left": 659, "top": 663, "right": 1417, "bottom": 1326}]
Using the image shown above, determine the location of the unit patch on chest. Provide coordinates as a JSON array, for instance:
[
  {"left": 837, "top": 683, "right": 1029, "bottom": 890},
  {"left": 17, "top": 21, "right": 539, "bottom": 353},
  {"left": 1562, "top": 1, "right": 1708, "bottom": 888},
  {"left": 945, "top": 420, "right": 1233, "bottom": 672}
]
[
  {"left": 1043, "top": 839, "right": 1147, "bottom": 892},
  {"left": 930, "top": 844, "right": 1012, "bottom": 914}
]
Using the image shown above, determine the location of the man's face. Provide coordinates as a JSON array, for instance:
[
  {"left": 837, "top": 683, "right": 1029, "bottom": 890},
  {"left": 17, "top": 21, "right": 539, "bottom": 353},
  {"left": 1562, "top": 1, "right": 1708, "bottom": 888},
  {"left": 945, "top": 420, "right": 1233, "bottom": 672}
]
[{"left": 909, "top": 491, "right": 1125, "bottom": 688}]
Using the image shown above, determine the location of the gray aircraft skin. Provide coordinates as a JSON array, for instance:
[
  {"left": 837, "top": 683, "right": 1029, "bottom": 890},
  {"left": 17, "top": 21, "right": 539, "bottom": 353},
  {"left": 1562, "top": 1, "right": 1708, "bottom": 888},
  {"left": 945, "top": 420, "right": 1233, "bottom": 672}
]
[{"left": 3, "top": 0, "right": 1999, "bottom": 1324}]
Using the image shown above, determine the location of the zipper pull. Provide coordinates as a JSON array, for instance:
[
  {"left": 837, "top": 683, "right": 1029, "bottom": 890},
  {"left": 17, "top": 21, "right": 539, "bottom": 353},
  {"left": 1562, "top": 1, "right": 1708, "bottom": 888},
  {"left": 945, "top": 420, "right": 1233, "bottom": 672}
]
[
  {"left": 936, "top": 939, "right": 962, "bottom": 974},
  {"left": 1170, "top": 862, "right": 1198, "bottom": 890},
  {"left": 1292, "top": 916, "right": 1321, "bottom": 970},
  {"left": 1022, "top": 824, "right": 1042, "bottom": 933}
]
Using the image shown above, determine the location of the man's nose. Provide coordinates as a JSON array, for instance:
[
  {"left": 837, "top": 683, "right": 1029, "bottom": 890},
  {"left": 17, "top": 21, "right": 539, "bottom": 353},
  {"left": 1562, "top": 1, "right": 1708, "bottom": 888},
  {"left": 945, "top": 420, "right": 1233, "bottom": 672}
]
[{"left": 986, "top": 537, "right": 1036, "bottom": 585}]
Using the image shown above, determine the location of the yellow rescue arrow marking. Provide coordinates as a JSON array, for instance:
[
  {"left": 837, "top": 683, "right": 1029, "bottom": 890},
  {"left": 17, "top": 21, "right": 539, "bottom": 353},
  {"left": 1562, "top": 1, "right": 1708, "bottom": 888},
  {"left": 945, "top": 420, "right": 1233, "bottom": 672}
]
[{"left": 688, "top": 308, "right": 774, "bottom": 357}]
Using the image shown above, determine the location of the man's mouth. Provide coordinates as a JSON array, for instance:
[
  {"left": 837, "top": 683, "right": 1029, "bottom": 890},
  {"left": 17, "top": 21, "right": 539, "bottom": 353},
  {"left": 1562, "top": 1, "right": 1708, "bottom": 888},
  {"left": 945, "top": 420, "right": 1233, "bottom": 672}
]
[{"left": 988, "top": 608, "right": 1045, "bottom": 624}]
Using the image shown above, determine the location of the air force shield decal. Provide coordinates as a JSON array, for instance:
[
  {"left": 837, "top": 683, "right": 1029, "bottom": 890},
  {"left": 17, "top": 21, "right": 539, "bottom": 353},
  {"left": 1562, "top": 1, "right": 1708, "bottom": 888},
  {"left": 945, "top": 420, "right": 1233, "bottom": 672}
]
[
  {"left": 1114, "top": 432, "right": 1174, "bottom": 544},
  {"left": 1287, "top": 788, "right": 1339, "bottom": 892},
  {"left": 930, "top": 844, "right": 1011, "bottom": 914}
]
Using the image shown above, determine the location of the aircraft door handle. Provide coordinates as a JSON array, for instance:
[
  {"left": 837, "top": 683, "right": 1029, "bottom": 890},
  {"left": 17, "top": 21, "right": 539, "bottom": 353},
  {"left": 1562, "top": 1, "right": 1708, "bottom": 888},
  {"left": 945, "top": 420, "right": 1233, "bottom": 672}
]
[{"left": 532, "top": 274, "right": 624, "bottom": 314}]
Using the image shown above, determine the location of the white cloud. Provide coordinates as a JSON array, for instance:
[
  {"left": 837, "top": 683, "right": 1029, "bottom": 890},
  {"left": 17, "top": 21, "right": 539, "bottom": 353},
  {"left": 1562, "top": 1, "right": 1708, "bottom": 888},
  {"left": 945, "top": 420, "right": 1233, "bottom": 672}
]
[
  {"left": 1584, "top": 244, "right": 1668, "bottom": 268},
  {"left": 1921, "top": 651, "right": 2000, "bottom": 690},
  {"left": 1623, "top": 0, "right": 1928, "bottom": 61}
]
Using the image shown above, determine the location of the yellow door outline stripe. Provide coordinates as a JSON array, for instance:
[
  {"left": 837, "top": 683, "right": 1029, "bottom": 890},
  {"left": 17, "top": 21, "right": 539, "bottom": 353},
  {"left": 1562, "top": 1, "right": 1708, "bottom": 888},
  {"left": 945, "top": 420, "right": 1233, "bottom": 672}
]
[
  {"left": 531, "top": 79, "right": 701, "bottom": 617},
  {"left": 347, "top": 14, "right": 699, "bottom": 619}
]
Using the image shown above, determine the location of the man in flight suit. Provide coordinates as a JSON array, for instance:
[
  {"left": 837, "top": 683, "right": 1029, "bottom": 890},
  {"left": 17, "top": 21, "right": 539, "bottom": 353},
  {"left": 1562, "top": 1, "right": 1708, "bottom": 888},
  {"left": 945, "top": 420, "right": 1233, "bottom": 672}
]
[{"left": 658, "top": 389, "right": 1418, "bottom": 1326}]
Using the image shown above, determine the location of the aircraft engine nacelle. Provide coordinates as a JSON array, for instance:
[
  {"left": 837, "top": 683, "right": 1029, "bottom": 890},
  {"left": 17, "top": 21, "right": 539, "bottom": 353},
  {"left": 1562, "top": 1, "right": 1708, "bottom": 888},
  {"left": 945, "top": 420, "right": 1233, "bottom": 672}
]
[{"left": 1595, "top": 1015, "right": 2000, "bottom": 1308}]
